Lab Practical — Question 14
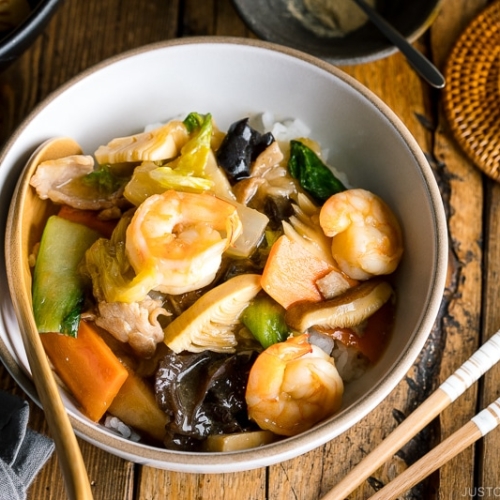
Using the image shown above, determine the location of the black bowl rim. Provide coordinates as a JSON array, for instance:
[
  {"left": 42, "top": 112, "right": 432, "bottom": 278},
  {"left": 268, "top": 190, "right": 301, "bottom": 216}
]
[
  {"left": 0, "top": 0, "right": 62, "bottom": 63},
  {"left": 231, "top": 0, "right": 445, "bottom": 65}
]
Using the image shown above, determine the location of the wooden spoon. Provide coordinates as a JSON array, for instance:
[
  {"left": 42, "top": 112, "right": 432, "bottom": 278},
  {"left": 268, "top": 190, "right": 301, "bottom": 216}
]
[{"left": 5, "top": 138, "right": 94, "bottom": 500}]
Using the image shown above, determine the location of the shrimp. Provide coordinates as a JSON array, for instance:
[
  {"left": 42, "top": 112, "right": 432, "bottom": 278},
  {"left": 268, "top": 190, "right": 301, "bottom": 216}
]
[
  {"left": 245, "top": 333, "right": 344, "bottom": 437},
  {"left": 319, "top": 188, "right": 403, "bottom": 281},
  {"left": 126, "top": 190, "right": 242, "bottom": 295}
]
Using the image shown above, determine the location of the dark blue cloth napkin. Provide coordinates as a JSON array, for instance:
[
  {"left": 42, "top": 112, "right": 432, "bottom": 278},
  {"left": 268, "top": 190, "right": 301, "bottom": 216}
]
[{"left": 0, "top": 390, "right": 54, "bottom": 500}]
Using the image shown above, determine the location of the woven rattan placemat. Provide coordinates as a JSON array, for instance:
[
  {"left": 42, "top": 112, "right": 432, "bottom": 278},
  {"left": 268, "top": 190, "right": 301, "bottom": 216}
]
[{"left": 443, "top": 1, "right": 500, "bottom": 180}]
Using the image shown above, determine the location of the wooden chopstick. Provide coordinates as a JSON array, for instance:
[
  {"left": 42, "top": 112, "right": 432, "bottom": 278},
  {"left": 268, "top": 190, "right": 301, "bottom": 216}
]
[
  {"left": 367, "top": 396, "right": 500, "bottom": 500},
  {"left": 322, "top": 329, "right": 500, "bottom": 500}
]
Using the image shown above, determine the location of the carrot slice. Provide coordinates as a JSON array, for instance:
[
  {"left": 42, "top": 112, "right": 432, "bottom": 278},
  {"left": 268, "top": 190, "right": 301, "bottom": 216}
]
[
  {"left": 261, "top": 234, "right": 334, "bottom": 309},
  {"left": 41, "top": 320, "right": 129, "bottom": 421},
  {"left": 58, "top": 205, "right": 117, "bottom": 238}
]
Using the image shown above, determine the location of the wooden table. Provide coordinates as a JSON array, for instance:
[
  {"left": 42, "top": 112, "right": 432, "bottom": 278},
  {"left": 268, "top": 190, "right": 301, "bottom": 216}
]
[{"left": 1, "top": 0, "right": 498, "bottom": 498}]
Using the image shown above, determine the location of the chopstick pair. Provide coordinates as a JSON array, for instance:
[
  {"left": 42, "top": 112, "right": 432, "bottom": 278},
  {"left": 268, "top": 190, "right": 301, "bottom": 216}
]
[{"left": 322, "top": 329, "right": 500, "bottom": 500}]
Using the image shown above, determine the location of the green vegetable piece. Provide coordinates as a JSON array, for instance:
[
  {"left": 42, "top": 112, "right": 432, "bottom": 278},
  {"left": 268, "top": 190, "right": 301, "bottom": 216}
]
[
  {"left": 183, "top": 112, "right": 205, "bottom": 133},
  {"left": 32, "top": 215, "right": 100, "bottom": 337},
  {"left": 124, "top": 113, "right": 214, "bottom": 204},
  {"left": 150, "top": 113, "right": 213, "bottom": 188},
  {"left": 288, "top": 140, "right": 346, "bottom": 203},
  {"left": 85, "top": 212, "right": 159, "bottom": 304},
  {"left": 242, "top": 294, "right": 289, "bottom": 349},
  {"left": 81, "top": 163, "right": 127, "bottom": 196}
]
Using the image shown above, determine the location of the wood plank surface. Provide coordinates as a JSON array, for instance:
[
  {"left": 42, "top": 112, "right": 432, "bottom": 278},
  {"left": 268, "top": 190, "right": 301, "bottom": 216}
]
[
  {"left": 432, "top": 2, "right": 491, "bottom": 500},
  {"left": 0, "top": 0, "right": 498, "bottom": 499},
  {"left": 482, "top": 179, "right": 500, "bottom": 497}
]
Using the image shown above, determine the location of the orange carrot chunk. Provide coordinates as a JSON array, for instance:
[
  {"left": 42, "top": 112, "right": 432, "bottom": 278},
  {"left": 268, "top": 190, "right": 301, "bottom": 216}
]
[
  {"left": 41, "top": 320, "right": 129, "bottom": 422},
  {"left": 261, "top": 234, "right": 334, "bottom": 309},
  {"left": 58, "top": 205, "right": 117, "bottom": 238}
]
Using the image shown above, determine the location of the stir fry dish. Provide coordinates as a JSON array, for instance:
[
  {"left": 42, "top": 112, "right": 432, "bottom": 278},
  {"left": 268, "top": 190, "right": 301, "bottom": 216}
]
[{"left": 28, "top": 112, "right": 403, "bottom": 452}]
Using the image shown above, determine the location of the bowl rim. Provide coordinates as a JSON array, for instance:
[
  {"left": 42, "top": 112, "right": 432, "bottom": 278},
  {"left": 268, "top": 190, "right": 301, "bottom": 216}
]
[
  {"left": 0, "top": 35, "right": 449, "bottom": 473},
  {"left": 230, "top": 0, "right": 445, "bottom": 65}
]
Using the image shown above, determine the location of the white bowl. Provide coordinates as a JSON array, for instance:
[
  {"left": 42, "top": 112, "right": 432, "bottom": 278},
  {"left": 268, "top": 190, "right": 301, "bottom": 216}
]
[{"left": 0, "top": 37, "right": 448, "bottom": 473}]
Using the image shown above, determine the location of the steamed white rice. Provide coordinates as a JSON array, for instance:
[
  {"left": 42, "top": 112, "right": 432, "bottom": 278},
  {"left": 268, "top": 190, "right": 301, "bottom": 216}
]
[
  {"left": 104, "top": 415, "right": 141, "bottom": 442},
  {"left": 331, "top": 341, "right": 369, "bottom": 383}
]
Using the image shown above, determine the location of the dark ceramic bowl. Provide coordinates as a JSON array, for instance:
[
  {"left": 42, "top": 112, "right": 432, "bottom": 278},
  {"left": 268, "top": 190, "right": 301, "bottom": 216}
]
[
  {"left": 0, "top": 0, "right": 62, "bottom": 71},
  {"left": 231, "top": 0, "right": 443, "bottom": 65}
]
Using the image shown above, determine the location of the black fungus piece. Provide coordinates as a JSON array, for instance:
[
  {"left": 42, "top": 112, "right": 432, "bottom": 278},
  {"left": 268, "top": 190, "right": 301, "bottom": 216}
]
[
  {"left": 251, "top": 131, "right": 274, "bottom": 161},
  {"left": 216, "top": 118, "right": 275, "bottom": 182},
  {"left": 155, "top": 349, "right": 259, "bottom": 451},
  {"left": 263, "top": 196, "right": 295, "bottom": 231}
]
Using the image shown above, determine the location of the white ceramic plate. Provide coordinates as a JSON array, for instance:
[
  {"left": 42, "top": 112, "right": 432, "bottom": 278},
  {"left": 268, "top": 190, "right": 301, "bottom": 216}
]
[{"left": 0, "top": 37, "right": 448, "bottom": 473}]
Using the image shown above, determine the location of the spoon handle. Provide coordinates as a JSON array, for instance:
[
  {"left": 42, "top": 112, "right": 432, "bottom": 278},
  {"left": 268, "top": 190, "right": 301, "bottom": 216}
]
[
  {"left": 6, "top": 138, "right": 95, "bottom": 500},
  {"left": 351, "top": 0, "right": 445, "bottom": 89}
]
